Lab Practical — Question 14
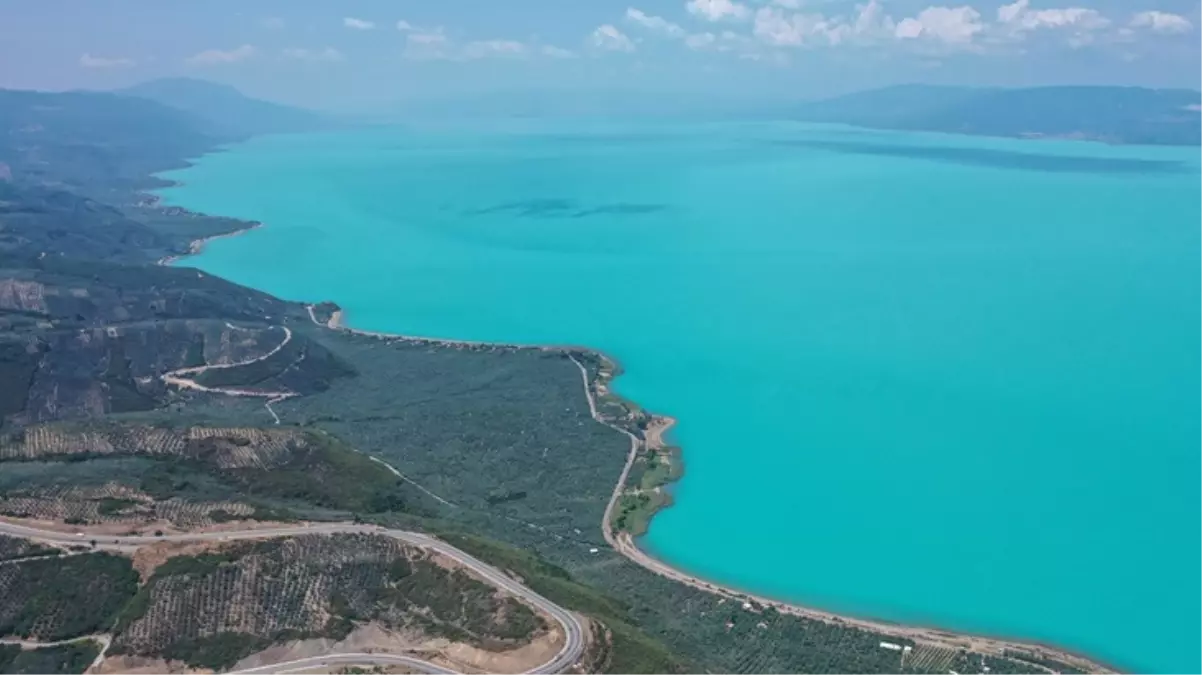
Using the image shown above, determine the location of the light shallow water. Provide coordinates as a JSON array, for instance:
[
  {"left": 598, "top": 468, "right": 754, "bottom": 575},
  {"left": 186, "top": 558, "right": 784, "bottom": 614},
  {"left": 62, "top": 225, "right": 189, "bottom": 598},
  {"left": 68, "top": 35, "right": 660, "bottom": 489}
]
[{"left": 159, "top": 121, "right": 1201, "bottom": 673}]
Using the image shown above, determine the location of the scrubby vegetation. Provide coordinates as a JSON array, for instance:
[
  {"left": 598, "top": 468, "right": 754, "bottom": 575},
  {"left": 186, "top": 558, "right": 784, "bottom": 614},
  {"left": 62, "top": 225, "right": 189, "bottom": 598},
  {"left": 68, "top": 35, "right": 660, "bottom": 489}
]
[
  {"left": 612, "top": 444, "right": 683, "bottom": 536},
  {"left": 110, "top": 534, "right": 546, "bottom": 668},
  {"left": 219, "top": 432, "right": 412, "bottom": 513},
  {"left": 0, "top": 639, "right": 101, "bottom": 674},
  {"left": 433, "top": 531, "right": 687, "bottom": 674},
  {"left": 0, "top": 423, "right": 433, "bottom": 527},
  {"left": 427, "top": 519, "right": 936, "bottom": 674},
  {"left": 0, "top": 553, "right": 138, "bottom": 641},
  {"left": 192, "top": 328, "right": 355, "bottom": 394},
  {"left": 930, "top": 649, "right": 1092, "bottom": 675},
  {"left": 0, "top": 534, "right": 57, "bottom": 562},
  {"left": 278, "top": 330, "right": 628, "bottom": 537},
  {"left": 158, "top": 633, "right": 272, "bottom": 671}
]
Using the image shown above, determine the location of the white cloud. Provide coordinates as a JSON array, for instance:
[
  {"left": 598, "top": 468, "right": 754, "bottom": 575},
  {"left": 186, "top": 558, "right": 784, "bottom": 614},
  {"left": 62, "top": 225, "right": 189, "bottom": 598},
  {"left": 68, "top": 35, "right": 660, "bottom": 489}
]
[
  {"left": 996, "top": 0, "right": 1108, "bottom": 32},
  {"left": 626, "top": 8, "right": 687, "bottom": 37},
  {"left": 403, "top": 30, "right": 452, "bottom": 60},
  {"left": 851, "top": 0, "right": 896, "bottom": 39},
  {"left": 1130, "top": 10, "right": 1192, "bottom": 33},
  {"left": 79, "top": 53, "right": 136, "bottom": 69},
  {"left": 996, "top": 0, "right": 1026, "bottom": 24},
  {"left": 615, "top": 0, "right": 1150, "bottom": 56},
  {"left": 590, "top": 24, "right": 637, "bottom": 52},
  {"left": 185, "top": 45, "right": 256, "bottom": 66},
  {"left": 994, "top": 0, "right": 1109, "bottom": 47},
  {"left": 683, "top": 29, "right": 759, "bottom": 53},
  {"left": 261, "top": 17, "right": 285, "bottom": 31},
  {"left": 687, "top": 0, "right": 751, "bottom": 22},
  {"left": 402, "top": 31, "right": 566, "bottom": 61},
  {"left": 894, "top": 6, "right": 983, "bottom": 44},
  {"left": 396, "top": 20, "right": 446, "bottom": 38},
  {"left": 541, "top": 45, "right": 578, "bottom": 59},
  {"left": 754, "top": 8, "right": 813, "bottom": 45},
  {"left": 461, "top": 40, "right": 529, "bottom": 60},
  {"left": 343, "top": 17, "right": 375, "bottom": 30},
  {"left": 281, "top": 47, "right": 345, "bottom": 63},
  {"left": 750, "top": 1, "right": 896, "bottom": 48}
]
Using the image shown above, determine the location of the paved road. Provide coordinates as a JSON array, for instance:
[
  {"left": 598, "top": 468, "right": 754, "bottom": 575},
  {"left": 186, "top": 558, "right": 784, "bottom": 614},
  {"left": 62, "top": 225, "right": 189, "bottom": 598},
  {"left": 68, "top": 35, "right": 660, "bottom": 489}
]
[
  {"left": 231, "top": 652, "right": 458, "bottom": 674},
  {"left": 0, "top": 521, "right": 585, "bottom": 675}
]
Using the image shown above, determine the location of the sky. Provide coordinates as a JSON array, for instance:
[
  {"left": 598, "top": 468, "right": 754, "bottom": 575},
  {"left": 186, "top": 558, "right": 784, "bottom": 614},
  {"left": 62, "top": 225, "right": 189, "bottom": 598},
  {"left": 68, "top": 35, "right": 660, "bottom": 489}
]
[{"left": 0, "top": 0, "right": 1198, "bottom": 110}]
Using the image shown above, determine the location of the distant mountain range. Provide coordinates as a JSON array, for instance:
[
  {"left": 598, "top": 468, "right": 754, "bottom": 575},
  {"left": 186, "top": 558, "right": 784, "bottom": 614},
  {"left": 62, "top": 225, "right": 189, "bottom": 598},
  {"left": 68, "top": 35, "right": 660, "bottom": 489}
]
[
  {"left": 120, "top": 77, "right": 331, "bottom": 139},
  {"left": 74, "top": 78, "right": 1202, "bottom": 147},
  {"left": 793, "top": 84, "right": 1201, "bottom": 146}
]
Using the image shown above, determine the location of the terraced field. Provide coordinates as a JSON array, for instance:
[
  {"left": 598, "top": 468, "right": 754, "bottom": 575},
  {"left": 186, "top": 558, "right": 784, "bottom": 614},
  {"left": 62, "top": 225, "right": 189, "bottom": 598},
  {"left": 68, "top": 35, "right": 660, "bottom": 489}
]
[
  {"left": 0, "top": 424, "right": 304, "bottom": 467},
  {"left": 0, "top": 482, "right": 254, "bottom": 528},
  {"left": 0, "top": 423, "right": 435, "bottom": 526}
]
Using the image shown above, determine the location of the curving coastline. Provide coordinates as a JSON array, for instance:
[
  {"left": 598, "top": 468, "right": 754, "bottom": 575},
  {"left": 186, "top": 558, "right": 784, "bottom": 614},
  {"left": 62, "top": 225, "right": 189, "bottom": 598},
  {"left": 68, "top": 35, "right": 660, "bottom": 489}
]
[
  {"left": 575, "top": 360, "right": 1115, "bottom": 675},
  {"left": 158, "top": 179, "right": 1116, "bottom": 675},
  {"left": 305, "top": 301, "right": 1113, "bottom": 675},
  {"left": 156, "top": 220, "right": 262, "bottom": 267}
]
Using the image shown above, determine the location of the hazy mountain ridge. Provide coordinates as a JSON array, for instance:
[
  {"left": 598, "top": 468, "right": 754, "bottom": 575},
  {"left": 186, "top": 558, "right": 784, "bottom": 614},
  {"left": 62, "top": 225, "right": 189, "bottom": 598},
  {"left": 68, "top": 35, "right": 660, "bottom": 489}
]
[
  {"left": 121, "top": 77, "right": 333, "bottom": 139},
  {"left": 795, "top": 84, "right": 1202, "bottom": 145}
]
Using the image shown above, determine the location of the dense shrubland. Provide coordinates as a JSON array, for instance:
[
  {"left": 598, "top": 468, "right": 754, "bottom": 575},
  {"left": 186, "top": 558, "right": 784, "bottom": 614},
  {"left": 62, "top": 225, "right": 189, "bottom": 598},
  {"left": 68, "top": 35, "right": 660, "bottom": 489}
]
[
  {"left": 0, "top": 554, "right": 138, "bottom": 641},
  {"left": 0, "top": 640, "right": 101, "bottom": 674}
]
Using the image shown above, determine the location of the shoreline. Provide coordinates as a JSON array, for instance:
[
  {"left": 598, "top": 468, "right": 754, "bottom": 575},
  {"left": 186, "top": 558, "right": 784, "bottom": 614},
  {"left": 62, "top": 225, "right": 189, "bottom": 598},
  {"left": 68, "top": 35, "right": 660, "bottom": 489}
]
[
  {"left": 156, "top": 221, "right": 263, "bottom": 267},
  {"left": 579, "top": 365, "right": 1116, "bottom": 675},
  {"left": 163, "top": 175, "right": 1117, "bottom": 675},
  {"left": 311, "top": 303, "right": 1114, "bottom": 675}
]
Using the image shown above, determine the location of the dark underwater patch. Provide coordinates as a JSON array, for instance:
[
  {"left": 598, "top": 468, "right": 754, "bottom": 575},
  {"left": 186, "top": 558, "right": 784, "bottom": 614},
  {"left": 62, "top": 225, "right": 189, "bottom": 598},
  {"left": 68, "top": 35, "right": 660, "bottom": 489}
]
[{"left": 467, "top": 198, "right": 667, "bottom": 219}]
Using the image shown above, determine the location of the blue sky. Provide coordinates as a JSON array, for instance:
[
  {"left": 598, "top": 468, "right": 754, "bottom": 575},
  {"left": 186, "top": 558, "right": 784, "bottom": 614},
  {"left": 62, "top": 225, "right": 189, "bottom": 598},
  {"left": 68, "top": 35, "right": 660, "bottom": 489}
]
[{"left": 0, "top": 0, "right": 1198, "bottom": 110}]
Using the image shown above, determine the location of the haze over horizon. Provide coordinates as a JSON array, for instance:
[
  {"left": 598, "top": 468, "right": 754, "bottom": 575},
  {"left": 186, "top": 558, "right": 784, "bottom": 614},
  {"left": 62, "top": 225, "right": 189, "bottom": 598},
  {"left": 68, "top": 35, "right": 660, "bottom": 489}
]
[{"left": 1, "top": 0, "right": 1199, "bottom": 112}]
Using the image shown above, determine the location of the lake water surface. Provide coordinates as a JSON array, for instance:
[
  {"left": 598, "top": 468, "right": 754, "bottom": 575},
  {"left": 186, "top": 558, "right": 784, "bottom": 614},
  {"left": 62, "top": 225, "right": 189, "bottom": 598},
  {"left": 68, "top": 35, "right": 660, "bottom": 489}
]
[{"left": 159, "top": 121, "right": 1201, "bottom": 672}]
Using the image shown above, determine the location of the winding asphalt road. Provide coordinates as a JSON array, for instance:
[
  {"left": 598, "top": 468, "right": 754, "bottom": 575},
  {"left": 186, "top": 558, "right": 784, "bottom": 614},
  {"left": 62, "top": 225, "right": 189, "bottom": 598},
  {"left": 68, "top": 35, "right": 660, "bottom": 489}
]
[{"left": 0, "top": 521, "right": 585, "bottom": 675}]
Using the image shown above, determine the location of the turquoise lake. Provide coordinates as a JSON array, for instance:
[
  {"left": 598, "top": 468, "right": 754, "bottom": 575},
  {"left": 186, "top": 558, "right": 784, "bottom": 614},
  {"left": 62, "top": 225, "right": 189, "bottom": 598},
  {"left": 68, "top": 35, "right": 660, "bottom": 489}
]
[{"left": 158, "top": 121, "right": 1201, "bottom": 673}]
